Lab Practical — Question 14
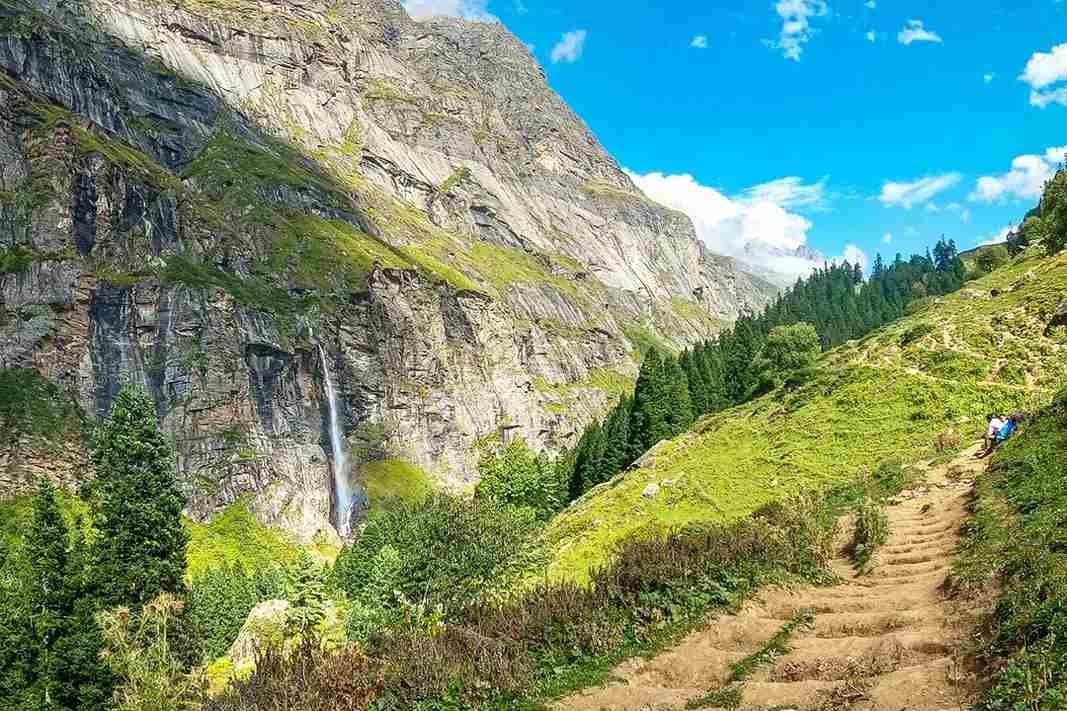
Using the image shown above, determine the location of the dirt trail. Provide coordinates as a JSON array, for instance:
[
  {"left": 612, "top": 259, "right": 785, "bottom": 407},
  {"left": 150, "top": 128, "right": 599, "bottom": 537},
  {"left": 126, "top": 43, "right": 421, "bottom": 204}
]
[{"left": 555, "top": 446, "right": 989, "bottom": 711}]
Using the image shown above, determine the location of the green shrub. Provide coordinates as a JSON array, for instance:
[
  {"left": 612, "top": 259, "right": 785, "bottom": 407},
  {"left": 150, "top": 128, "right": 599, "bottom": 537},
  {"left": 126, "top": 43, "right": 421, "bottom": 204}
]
[
  {"left": 332, "top": 495, "right": 537, "bottom": 622},
  {"left": 754, "top": 322, "right": 820, "bottom": 392},
  {"left": 975, "top": 245, "right": 1011, "bottom": 276},
  {"left": 900, "top": 322, "right": 936, "bottom": 347},
  {"left": 475, "top": 438, "right": 563, "bottom": 520},
  {"left": 849, "top": 497, "right": 889, "bottom": 572},
  {"left": 207, "top": 488, "right": 846, "bottom": 709}
]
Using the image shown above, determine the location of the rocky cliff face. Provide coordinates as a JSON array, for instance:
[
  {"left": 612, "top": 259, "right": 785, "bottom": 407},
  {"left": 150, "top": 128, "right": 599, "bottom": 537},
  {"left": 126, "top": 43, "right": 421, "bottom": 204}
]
[{"left": 0, "top": 0, "right": 775, "bottom": 540}]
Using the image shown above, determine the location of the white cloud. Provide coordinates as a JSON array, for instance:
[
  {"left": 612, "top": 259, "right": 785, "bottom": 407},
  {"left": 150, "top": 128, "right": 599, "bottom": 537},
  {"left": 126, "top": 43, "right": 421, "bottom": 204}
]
[
  {"left": 882, "top": 233, "right": 893, "bottom": 244},
  {"left": 625, "top": 169, "right": 857, "bottom": 280},
  {"left": 879, "top": 173, "right": 962, "bottom": 208},
  {"left": 984, "top": 73, "right": 995, "bottom": 84},
  {"left": 1031, "top": 86, "right": 1067, "bottom": 108},
  {"left": 866, "top": 30, "right": 877, "bottom": 42},
  {"left": 403, "top": 0, "right": 494, "bottom": 21},
  {"left": 970, "top": 146, "right": 1067, "bottom": 202},
  {"left": 925, "top": 201, "right": 940, "bottom": 212},
  {"left": 897, "top": 19, "right": 942, "bottom": 45},
  {"left": 691, "top": 35, "right": 709, "bottom": 49},
  {"left": 865, "top": 0, "right": 876, "bottom": 8},
  {"left": 979, "top": 226, "right": 1012, "bottom": 247},
  {"left": 843, "top": 244, "right": 869, "bottom": 269},
  {"left": 961, "top": 209, "right": 972, "bottom": 224},
  {"left": 1020, "top": 43, "right": 1067, "bottom": 107},
  {"left": 1020, "top": 43, "right": 1067, "bottom": 88},
  {"left": 769, "top": 0, "right": 828, "bottom": 61},
  {"left": 737, "top": 176, "right": 828, "bottom": 210},
  {"left": 550, "top": 30, "right": 587, "bottom": 64}
]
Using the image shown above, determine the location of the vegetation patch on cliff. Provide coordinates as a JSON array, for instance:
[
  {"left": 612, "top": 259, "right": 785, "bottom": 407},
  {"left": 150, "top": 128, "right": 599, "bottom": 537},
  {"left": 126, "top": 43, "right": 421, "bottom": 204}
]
[
  {"left": 0, "top": 368, "right": 85, "bottom": 448},
  {"left": 362, "top": 458, "right": 432, "bottom": 510},
  {"left": 185, "top": 500, "right": 302, "bottom": 578}
]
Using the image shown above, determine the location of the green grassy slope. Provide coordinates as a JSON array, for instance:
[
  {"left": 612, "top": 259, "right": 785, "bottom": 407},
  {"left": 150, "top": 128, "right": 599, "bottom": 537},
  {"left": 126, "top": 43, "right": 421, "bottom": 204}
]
[
  {"left": 952, "top": 388, "right": 1067, "bottom": 708},
  {"left": 539, "top": 249, "right": 1067, "bottom": 583}
]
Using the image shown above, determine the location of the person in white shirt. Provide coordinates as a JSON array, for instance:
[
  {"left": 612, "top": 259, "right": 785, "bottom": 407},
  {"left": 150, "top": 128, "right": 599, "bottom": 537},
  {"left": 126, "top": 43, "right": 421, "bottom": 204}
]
[{"left": 981, "top": 413, "right": 1005, "bottom": 457}]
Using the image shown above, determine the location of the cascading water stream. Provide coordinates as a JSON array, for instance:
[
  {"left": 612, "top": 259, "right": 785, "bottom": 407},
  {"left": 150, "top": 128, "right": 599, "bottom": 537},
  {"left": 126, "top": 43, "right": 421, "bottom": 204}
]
[{"left": 318, "top": 343, "right": 355, "bottom": 538}]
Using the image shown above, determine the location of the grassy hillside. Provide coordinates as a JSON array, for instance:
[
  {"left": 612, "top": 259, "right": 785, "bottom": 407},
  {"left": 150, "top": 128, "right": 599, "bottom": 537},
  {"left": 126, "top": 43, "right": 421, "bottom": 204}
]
[
  {"left": 952, "top": 387, "right": 1067, "bottom": 708},
  {"left": 539, "top": 248, "right": 1067, "bottom": 582}
]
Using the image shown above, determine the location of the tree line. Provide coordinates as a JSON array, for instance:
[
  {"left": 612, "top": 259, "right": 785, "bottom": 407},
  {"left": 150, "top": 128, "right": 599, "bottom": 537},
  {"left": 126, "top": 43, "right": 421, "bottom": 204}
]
[
  {"left": 562, "top": 238, "right": 971, "bottom": 499},
  {"left": 1006, "top": 159, "right": 1066, "bottom": 257},
  {"left": 0, "top": 389, "right": 189, "bottom": 710}
]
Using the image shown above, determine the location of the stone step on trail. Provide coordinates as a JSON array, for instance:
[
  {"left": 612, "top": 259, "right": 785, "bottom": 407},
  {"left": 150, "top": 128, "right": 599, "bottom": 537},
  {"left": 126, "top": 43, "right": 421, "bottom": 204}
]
[{"left": 552, "top": 448, "right": 985, "bottom": 711}]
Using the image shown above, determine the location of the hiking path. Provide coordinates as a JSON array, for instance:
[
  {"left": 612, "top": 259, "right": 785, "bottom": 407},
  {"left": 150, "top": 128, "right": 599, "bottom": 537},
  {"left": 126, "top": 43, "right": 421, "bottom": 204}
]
[{"left": 555, "top": 445, "right": 989, "bottom": 711}]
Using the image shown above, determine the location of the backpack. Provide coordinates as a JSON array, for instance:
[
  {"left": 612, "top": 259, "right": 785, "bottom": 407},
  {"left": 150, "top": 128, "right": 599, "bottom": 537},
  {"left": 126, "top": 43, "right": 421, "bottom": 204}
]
[{"left": 996, "top": 418, "right": 1016, "bottom": 443}]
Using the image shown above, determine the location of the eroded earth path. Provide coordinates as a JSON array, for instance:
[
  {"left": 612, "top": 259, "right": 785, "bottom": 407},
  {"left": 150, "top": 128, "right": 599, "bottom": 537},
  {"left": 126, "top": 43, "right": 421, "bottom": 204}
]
[{"left": 556, "top": 446, "right": 988, "bottom": 711}]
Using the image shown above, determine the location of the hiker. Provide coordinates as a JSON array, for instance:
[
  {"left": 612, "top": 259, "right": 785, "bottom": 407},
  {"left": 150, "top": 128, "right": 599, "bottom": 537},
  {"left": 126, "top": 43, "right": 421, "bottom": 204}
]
[
  {"left": 996, "top": 415, "right": 1018, "bottom": 446},
  {"left": 980, "top": 412, "right": 1024, "bottom": 458},
  {"left": 979, "top": 413, "right": 1005, "bottom": 457}
]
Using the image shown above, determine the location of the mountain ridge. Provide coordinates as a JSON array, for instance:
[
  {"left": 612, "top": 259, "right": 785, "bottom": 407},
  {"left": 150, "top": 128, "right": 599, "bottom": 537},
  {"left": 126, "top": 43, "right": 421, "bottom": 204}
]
[{"left": 0, "top": 0, "right": 774, "bottom": 540}]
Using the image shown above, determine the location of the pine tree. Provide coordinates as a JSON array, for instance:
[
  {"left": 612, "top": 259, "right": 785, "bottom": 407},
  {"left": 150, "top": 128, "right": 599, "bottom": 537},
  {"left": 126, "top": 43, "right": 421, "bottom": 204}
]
[
  {"left": 721, "top": 316, "right": 762, "bottom": 403},
  {"left": 680, "top": 350, "right": 709, "bottom": 415},
  {"left": 630, "top": 349, "right": 671, "bottom": 454},
  {"left": 92, "top": 388, "right": 188, "bottom": 609},
  {"left": 663, "top": 355, "right": 694, "bottom": 435},
  {"left": 600, "top": 397, "right": 633, "bottom": 479},
  {"left": 26, "top": 482, "right": 71, "bottom": 708},
  {"left": 698, "top": 342, "right": 728, "bottom": 413},
  {"left": 1, "top": 485, "right": 111, "bottom": 711},
  {"left": 569, "top": 421, "right": 602, "bottom": 499},
  {"left": 51, "top": 519, "right": 112, "bottom": 711}
]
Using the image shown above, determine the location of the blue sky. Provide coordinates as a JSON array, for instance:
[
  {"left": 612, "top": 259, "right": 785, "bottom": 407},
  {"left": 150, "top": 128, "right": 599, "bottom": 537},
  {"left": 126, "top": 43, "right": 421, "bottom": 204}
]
[{"left": 404, "top": 0, "right": 1067, "bottom": 277}]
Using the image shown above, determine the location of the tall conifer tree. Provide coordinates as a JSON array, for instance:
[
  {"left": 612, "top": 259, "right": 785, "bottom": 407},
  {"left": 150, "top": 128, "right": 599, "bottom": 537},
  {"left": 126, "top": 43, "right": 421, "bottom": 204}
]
[{"left": 92, "top": 388, "right": 188, "bottom": 609}]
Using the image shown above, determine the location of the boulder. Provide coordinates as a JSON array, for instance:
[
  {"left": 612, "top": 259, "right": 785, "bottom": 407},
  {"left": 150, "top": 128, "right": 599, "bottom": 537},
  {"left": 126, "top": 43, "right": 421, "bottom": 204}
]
[{"left": 228, "top": 599, "right": 290, "bottom": 671}]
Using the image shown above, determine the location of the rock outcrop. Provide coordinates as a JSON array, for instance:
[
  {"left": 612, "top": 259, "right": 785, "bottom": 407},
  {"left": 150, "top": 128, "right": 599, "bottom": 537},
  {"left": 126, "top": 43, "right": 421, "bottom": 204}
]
[{"left": 0, "top": 0, "right": 775, "bottom": 539}]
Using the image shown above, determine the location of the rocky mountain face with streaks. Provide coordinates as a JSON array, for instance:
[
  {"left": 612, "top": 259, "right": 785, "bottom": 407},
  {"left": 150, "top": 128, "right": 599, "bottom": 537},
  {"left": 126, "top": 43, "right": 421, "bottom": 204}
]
[{"left": 0, "top": 0, "right": 775, "bottom": 540}]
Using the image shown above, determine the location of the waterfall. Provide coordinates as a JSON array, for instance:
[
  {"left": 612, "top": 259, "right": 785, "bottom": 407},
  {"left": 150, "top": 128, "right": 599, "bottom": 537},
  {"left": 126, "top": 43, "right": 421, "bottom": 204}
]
[{"left": 318, "top": 344, "right": 355, "bottom": 538}]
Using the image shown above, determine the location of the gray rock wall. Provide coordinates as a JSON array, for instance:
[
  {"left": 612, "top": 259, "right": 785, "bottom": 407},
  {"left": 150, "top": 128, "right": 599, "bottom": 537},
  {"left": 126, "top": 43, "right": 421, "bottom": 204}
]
[{"left": 0, "top": 0, "right": 775, "bottom": 540}]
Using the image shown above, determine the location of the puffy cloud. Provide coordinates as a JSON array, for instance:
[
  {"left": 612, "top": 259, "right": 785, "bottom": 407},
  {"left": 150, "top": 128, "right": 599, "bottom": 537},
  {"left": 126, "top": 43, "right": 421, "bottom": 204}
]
[
  {"left": 403, "top": 0, "right": 494, "bottom": 21},
  {"left": 550, "top": 30, "right": 587, "bottom": 64},
  {"left": 979, "top": 226, "right": 1013, "bottom": 247},
  {"left": 865, "top": 0, "right": 876, "bottom": 8},
  {"left": 1031, "top": 86, "right": 1067, "bottom": 108},
  {"left": 897, "top": 19, "right": 942, "bottom": 45},
  {"left": 866, "top": 31, "right": 876, "bottom": 42},
  {"left": 691, "top": 35, "right": 709, "bottom": 49},
  {"left": 882, "top": 233, "right": 893, "bottom": 244},
  {"left": 625, "top": 169, "right": 856, "bottom": 280},
  {"left": 970, "top": 146, "right": 1067, "bottom": 203},
  {"left": 1020, "top": 43, "right": 1067, "bottom": 88},
  {"left": 1020, "top": 43, "right": 1067, "bottom": 107},
  {"left": 984, "top": 73, "right": 995, "bottom": 84},
  {"left": 879, "top": 173, "right": 962, "bottom": 208},
  {"left": 769, "top": 0, "right": 828, "bottom": 62},
  {"left": 843, "top": 244, "right": 869, "bottom": 269},
  {"left": 737, "top": 176, "right": 828, "bottom": 210}
]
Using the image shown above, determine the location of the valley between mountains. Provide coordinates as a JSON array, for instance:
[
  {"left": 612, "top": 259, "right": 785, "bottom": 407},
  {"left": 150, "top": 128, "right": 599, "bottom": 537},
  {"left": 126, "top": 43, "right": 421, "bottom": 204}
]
[{"left": 1, "top": 0, "right": 1067, "bottom": 710}]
